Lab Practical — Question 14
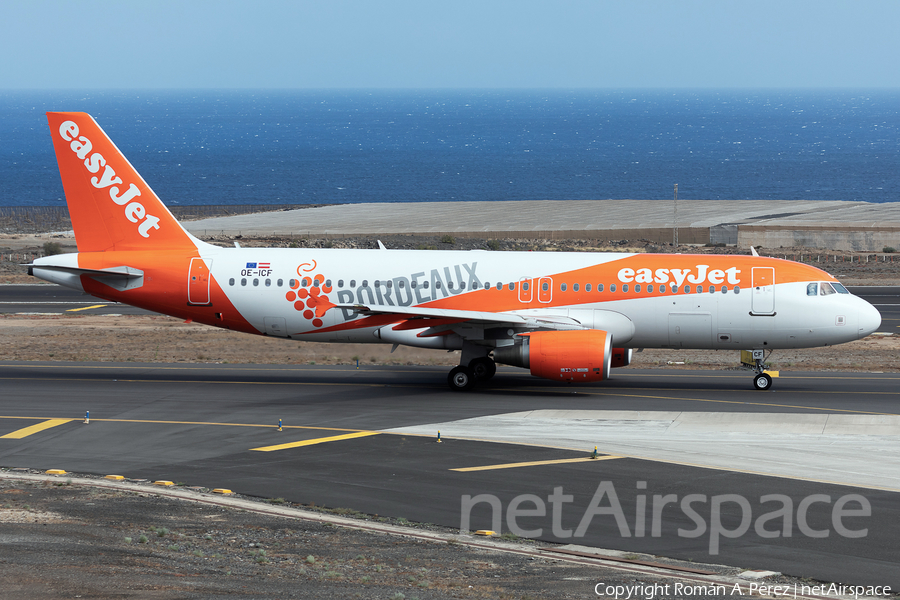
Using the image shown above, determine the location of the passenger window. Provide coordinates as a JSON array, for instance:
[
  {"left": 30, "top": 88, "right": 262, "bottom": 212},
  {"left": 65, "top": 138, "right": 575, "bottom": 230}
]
[
  {"left": 542, "top": 282, "right": 549, "bottom": 291},
  {"left": 496, "top": 282, "right": 502, "bottom": 290},
  {"left": 436, "top": 282, "right": 443, "bottom": 289},
  {"left": 411, "top": 280, "right": 417, "bottom": 288},
  {"left": 325, "top": 279, "right": 332, "bottom": 288},
  {"left": 597, "top": 283, "right": 604, "bottom": 292},
  {"left": 228, "top": 278, "right": 235, "bottom": 286},
  {"left": 585, "top": 283, "right": 592, "bottom": 292},
  {"left": 241, "top": 278, "right": 247, "bottom": 286},
  {"left": 709, "top": 285, "right": 715, "bottom": 293},
  {"left": 313, "top": 279, "right": 321, "bottom": 286},
  {"left": 484, "top": 282, "right": 490, "bottom": 290},
  {"left": 386, "top": 281, "right": 392, "bottom": 288},
  {"left": 521, "top": 282, "right": 528, "bottom": 291},
  {"left": 398, "top": 280, "right": 405, "bottom": 288},
  {"left": 289, "top": 279, "right": 296, "bottom": 288},
  {"left": 721, "top": 286, "right": 728, "bottom": 293},
  {"left": 684, "top": 286, "right": 690, "bottom": 294},
  {"left": 460, "top": 282, "right": 466, "bottom": 290},
  {"left": 301, "top": 278, "right": 310, "bottom": 287},
  {"left": 277, "top": 279, "right": 283, "bottom": 287},
  {"left": 375, "top": 281, "right": 380, "bottom": 288},
  {"left": 820, "top": 282, "right": 836, "bottom": 295},
  {"left": 508, "top": 283, "right": 515, "bottom": 291},
  {"left": 253, "top": 279, "right": 259, "bottom": 287},
  {"left": 622, "top": 284, "right": 628, "bottom": 292},
  {"left": 573, "top": 283, "right": 580, "bottom": 292},
  {"left": 362, "top": 280, "right": 368, "bottom": 287},
  {"left": 561, "top": 283, "right": 568, "bottom": 292},
  {"left": 265, "top": 279, "right": 271, "bottom": 287},
  {"left": 423, "top": 281, "right": 429, "bottom": 289},
  {"left": 647, "top": 285, "right": 653, "bottom": 293},
  {"left": 610, "top": 284, "right": 616, "bottom": 292},
  {"left": 350, "top": 280, "right": 356, "bottom": 287},
  {"left": 634, "top": 284, "right": 641, "bottom": 292},
  {"left": 734, "top": 286, "right": 740, "bottom": 294}
]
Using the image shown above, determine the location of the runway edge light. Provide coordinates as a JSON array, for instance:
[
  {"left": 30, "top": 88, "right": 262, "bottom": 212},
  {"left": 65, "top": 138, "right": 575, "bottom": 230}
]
[
  {"left": 153, "top": 480, "right": 174, "bottom": 486},
  {"left": 436, "top": 430, "right": 442, "bottom": 443},
  {"left": 213, "top": 488, "right": 234, "bottom": 495},
  {"left": 590, "top": 446, "right": 599, "bottom": 459},
  {"left": 46, "top": 469, "right": 67, "bottom": 475},
  {"left": 105, "top": 475, "right": 124, "bottom": 480}
]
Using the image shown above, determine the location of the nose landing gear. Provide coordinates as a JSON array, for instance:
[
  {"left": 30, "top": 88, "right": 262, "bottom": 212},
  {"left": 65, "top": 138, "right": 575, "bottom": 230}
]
[{"left": 743, "top": 349, "right": 776, "bottom": 391}]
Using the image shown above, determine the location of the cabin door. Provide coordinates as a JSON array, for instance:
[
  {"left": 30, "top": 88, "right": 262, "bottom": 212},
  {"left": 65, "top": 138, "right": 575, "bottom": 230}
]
[
  {"left": 751, "top": 267, "right": 775, "bottom": 315},
  {"left": 188, "top": 258, "right": 212, "bottom": 306}
]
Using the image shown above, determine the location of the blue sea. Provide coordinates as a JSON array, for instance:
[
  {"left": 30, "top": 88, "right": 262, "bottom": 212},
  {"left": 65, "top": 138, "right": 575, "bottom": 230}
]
[{"left": 1, "top": 89, "right": 898, "bottom": 207}]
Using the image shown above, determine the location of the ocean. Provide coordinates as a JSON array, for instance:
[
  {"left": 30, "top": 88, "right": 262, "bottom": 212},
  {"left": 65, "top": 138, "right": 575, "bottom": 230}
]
[{"left": 1, "top": 89, "right": 898, "bottom": 207}]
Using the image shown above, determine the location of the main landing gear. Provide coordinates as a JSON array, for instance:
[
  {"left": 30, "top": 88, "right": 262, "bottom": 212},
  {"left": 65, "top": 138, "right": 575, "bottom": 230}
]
[{"left": 447, "top": 356, "right": 497, "bottom": 392}]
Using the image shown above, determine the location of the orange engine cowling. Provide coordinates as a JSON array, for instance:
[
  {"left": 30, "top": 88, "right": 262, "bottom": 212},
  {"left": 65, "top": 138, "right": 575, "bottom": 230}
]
[{"left": 494, "top": 330, "right": 612, "bottom": 382}]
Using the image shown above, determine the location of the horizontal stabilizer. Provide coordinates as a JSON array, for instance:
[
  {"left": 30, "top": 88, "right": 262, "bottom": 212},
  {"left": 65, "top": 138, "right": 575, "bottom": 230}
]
[{"left": 27, "top": 263, "right": 144, "bottom": 292}]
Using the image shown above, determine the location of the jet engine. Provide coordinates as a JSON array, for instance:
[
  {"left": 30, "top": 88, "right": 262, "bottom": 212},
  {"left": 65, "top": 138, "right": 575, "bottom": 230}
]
[
  {"left": 611, "top": 347, "right": 633, "bottom": 368},
  {"left": 493, "top": 329, "right": 612, "bottom": 382}
]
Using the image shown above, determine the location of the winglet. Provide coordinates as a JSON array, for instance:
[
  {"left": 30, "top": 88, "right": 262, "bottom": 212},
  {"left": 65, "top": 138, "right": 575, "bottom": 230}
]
[{"left": 750, "top": 246, "right": 759, "bottom": 257}]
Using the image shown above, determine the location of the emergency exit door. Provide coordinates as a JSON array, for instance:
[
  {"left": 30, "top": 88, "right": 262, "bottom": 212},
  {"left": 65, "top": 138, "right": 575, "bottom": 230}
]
[{"left": 188, "top": 258, "right": 213, "bottom": 305}]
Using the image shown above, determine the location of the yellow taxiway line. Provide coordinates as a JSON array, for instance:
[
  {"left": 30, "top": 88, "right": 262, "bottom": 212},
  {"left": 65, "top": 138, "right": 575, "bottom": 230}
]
[
  {"left": 250, "top": 431, "right": 381, "bottom": 452},
  {"left": 65, "top": 304, "right": 107, "bottom": 312},
  {"left": 451, "top": 455, "right": 622, "bottom": 472},
  {"left": 0, "top": 418, "right": 73, "bottom": 439}
]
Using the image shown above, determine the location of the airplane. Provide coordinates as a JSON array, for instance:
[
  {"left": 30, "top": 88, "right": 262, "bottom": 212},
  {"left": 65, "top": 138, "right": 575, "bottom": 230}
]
[{"left": 29, "top": 112, "right": 882, "bottom": 392}]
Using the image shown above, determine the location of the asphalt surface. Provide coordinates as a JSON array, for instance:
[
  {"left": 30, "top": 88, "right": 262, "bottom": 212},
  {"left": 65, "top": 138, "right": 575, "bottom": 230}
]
[
  {"left": 0, "top": 361, "right": 898, "bottom": 588},
  {"left": 0, "top": 284, "right": 153, "bottom": 315},
  {"left": 1, "top": 284, "right": 898, "bottom": 332}
]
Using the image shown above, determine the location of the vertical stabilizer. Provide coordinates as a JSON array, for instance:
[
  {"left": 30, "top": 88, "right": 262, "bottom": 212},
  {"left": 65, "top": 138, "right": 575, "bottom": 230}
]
[{"left": 47, "top": 112, "right": 196, "bottom": 253}]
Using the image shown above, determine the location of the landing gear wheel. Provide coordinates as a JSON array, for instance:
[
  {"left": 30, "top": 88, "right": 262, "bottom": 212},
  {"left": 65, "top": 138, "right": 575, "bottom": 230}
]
[
  {"left": 753, "top": 372, "right": 773, "bottom": 391},
  {"left": 469, "top": 357, "right": 497, "bottom": 381},
  {"left": 448, "top": 366, "right": 475, "bottom": 392}
]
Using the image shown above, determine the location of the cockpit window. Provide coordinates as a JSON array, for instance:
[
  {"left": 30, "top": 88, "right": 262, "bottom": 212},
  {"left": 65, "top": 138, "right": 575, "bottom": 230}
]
[
  {"left": 807, "top": 283, "right": 818, "bottom": 296},
  {"left": 832, "top": 282, "right": 850, "bottom": 294},
  {"left": 820, "top": 282, "right": 837, "bottom": 296}
]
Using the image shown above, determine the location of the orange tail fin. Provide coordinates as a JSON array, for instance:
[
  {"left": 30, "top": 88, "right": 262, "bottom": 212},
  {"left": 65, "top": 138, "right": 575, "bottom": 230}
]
[{"left": 47, "top": 112, "right": 197, "bottom": 253}]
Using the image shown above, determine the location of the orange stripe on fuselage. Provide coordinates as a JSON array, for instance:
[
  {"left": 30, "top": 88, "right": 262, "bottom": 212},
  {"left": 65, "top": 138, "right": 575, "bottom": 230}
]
[
  {"left": 416, "top": 254, "right": 834, "bottom": 314},
  {"left": 76, "top": 251, "right": 258, "bottom": 334}
]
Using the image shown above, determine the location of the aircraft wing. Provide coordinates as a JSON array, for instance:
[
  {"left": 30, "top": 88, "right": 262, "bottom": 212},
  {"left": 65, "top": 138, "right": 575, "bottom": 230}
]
[{"left": 333, "top": 303, "right": 585, "bottom": 330}]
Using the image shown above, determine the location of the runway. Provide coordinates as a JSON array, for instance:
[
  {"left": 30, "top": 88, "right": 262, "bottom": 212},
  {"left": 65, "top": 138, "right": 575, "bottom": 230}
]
[
  {"left": 1, "top": 284, "right": 898, "bottom": 332},
  {"left": 0, "top": 361, "right": 897, "bottom": 587}
]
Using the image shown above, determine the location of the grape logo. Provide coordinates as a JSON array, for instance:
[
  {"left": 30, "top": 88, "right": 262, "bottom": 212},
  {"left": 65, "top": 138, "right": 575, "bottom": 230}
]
[{"left": 284, "top": 260, "right": 333, "bottom": 329}]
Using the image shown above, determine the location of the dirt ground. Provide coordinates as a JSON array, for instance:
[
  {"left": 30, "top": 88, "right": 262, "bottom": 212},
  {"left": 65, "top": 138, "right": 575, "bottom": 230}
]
[
  {"left": 3, "top": 475, "right": 829, "bottom": 600},
  {"left": 0, "top": 312, "right": 897, "bottom": 373}
]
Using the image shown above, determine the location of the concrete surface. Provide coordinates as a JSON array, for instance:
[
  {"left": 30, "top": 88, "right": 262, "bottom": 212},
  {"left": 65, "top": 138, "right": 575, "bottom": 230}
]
[{"left": 181, "top": 199, "right": 900, "bottom": 250}]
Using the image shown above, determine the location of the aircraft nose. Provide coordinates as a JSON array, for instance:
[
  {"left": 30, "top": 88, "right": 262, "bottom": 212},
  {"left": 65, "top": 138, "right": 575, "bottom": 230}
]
[{"left": 857, "top": 299, "right": 882, "bottom": 339}]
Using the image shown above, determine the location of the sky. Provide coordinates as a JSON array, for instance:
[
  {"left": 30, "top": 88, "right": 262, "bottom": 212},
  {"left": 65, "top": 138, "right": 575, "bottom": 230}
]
[{"left": 3, "top": 0, "right": 900, "bottom": 89}]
